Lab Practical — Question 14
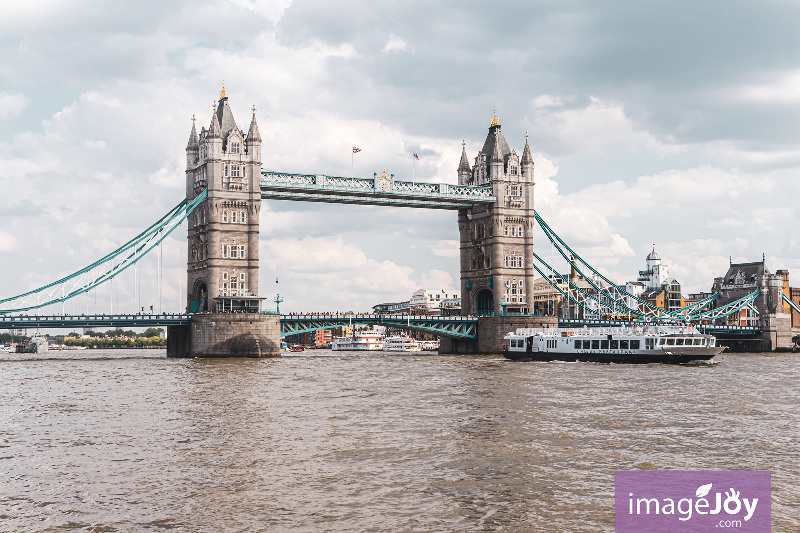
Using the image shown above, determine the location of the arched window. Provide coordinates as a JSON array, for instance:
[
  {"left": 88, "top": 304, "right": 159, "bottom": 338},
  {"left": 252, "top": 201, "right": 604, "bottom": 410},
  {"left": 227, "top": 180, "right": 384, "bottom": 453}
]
[{"left": 231, "top": 211, "right": 237, "bottom": 223}]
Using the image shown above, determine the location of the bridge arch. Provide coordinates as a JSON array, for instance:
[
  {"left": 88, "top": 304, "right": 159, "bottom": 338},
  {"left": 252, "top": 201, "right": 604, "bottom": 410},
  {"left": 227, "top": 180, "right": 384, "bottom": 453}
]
[{"left": 476, "top": 289, "right": 493, "bottom": 316}]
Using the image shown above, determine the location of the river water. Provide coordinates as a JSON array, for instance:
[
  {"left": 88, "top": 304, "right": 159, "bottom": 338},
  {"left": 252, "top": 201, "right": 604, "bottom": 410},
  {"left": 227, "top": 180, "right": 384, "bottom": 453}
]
[{"left": 1, "top": 349, "right": 798, "bottom": 532}]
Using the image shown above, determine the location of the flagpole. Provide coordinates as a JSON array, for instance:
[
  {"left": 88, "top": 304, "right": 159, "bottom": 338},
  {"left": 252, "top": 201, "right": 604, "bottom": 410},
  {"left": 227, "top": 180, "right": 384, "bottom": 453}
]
[
  {"left": 352, "top": 149, "right": 354, "bottom": 178},
  {"left": 412, "top": 156, "right": 415, "bottom": 183}
]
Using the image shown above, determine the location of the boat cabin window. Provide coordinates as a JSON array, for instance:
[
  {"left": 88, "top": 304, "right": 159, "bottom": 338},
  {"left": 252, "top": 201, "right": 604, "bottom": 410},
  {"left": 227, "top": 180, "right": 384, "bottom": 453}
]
[
  {"left": 610, "top": 340, "right": 619, "bottom": 349},
  {"left": 675, "top": 338, "right": 685, "bottom": 346},
  {"left": 575, "top": 340, "right": 581, "bottom": 349},
  {"left": 591, "top": 340, "right": 599, "bottom": 350},
  {"left": 693, "top": 338, "right": 704, "bottom": 346},
  {"left": 657, "top": 338, "right": 665, "bottom": 346},
  {"left": 666, "top": 338, "right": 675, "bottom": 346},
  {"left": 631, "top": 340, "right": 640, "bottom": 350},
  {"left": 645, "top": 338, "right": 655, "bottom": 350},
  {"left": 620, "top": 340, "right": 629, "bottom": 349},
  {"left": 601, "top": 340, "right": 609, "bottom": 349},
  {"left": 709, "top": 338, "right": 716, "bottom": 347}
]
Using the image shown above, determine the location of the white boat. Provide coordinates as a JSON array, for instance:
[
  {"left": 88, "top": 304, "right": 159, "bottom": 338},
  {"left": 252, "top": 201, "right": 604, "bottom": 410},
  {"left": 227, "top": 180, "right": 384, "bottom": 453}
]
[
  {"left": 383, "top": 336, "right": 422, "bottom": 352},
  {"left": 503, "top": 325, "right": 723, "bottom": 364},
  {"left": 24, "top": 334, "right": 49, "bottom": 354},
  {"left": 420, "top": 340, "right": 440, "bottom": 351},
  {"left": 331, "top": 329, "right": 385, "bottom": 351}
]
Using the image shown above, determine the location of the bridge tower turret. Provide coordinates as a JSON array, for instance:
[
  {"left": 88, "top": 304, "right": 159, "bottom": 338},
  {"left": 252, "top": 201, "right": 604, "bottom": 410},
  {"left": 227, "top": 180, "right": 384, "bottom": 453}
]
[
  {"left": 184, "top": 85, "right": 262, "bottom": 313},
  {"left": 458, "top": 110, "right": 537, "bottom": 317}
]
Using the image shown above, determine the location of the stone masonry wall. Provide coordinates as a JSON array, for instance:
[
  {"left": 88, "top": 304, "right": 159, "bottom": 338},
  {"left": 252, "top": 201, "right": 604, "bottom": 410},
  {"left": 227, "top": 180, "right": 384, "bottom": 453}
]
[
  {"left": 439, "top": 316, "right": 557, "bottom": 354},
  {"left": 167, "top": 313, "right": 281, "bottom": 357}
]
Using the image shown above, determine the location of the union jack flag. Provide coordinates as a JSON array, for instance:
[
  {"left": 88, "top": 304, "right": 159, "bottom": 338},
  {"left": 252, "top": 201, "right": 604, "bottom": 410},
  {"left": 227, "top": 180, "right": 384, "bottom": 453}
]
[
  {"left": 413, "top": 153, "right": 419, "bottom": 159},
  {"left": 352, "top": 147, "right": 361, "bottom": 153}
]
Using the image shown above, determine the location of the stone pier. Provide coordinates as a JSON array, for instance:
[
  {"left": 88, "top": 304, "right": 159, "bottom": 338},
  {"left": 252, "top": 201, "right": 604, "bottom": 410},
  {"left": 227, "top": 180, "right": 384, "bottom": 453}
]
[
  {"left": 167, "top": 313, "right": 281, "bottom": 358},
  {"left": 439, "top": 315, "right": 557, "bottom": 354}
]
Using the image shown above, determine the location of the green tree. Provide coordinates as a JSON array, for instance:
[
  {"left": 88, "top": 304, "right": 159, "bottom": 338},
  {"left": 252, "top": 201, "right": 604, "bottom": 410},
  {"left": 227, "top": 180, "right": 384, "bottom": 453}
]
[{"left": 141, "top": 327, "right": 165, "bottom": 338}]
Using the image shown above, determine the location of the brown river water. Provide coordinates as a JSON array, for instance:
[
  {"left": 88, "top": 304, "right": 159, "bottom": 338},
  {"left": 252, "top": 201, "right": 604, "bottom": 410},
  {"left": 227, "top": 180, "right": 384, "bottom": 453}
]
[{"left": 1, "top": 349, "right": 798, "bottom": 532}]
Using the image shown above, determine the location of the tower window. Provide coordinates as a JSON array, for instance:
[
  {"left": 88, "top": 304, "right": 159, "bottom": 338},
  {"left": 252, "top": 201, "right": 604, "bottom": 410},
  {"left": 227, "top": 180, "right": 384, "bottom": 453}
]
[
  {"left": 224, "top": 164, "right": 229, "bottom": 177},
  {"left": 231, "top": 211, "right": 238, "bottom": 223},
  {"left": 241, "top": 211, "right": 247, "bottom": 224},
  {"left": 222, "top": 211, "right": 228, "bottom": 223},
  {"left": 232, "top": 165, "right": 240, "bottom": 178},
  {"left": 231, "top": 142, "right": 240, "bottom": 154}
]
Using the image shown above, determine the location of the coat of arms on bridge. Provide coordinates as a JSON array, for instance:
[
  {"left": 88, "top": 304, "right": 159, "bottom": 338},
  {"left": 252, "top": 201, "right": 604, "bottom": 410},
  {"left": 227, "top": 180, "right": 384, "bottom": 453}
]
[{"left": 375, "top": 169, "right": 392, "bottom": 192}]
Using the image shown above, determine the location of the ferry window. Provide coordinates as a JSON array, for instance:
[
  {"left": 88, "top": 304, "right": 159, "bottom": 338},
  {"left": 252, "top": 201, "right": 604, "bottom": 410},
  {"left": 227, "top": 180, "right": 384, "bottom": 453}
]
[
  {"left": 610, "top": 340, "right": 619, "bottom": 349},
  {"left": 666, "top": 338, "right": 675, "bottom": 346},
  {"left": 601, "top": 340, "right": 609, "bottom": 349},
  {"left": 645, "top": 338, "right": 654, "bottom": 350},
  {"left": 631, "top": 340, "right": 640, "bottom": 350},
  {"left": 575, "top": 340, "right": 581, "bottom": 349},
  {"left": 710, "top": 339, "right": 716, "bottom": 347},
  {"left": 693, "top": 338, "right": 703, "bottom": 346},
  {"left": 657, "top": 338, "right": 664, "bottom": 346},
  {"left": 591, "top": 340, "right": 599, "bottom": 350},
  {"left": 620, "top": 340, "right": 629, "bottom": 349},
  {"left": 675, "top": 339, "right": 685, "bottom": 346}
]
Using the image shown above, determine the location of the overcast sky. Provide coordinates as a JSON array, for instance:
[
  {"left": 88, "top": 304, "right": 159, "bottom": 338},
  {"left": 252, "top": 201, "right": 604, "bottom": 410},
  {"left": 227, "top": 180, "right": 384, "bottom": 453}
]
[{"left": 2, "top": 0, "right": 800, "bottom": 313}]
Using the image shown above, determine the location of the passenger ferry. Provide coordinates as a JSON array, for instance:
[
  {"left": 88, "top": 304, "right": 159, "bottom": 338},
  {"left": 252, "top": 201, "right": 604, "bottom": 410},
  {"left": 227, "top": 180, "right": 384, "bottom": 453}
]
[
  {"left": 331, "top": 329, "right": 384, "bottom": 351},
  {"left": 383, "top": 336, "right": 422, "bottom": 352},
  {"left": 420, "top": 340, "right": 440, "bottom": 351},
  {"left": 503, "top": 325, "right": 723, "bottom": 364}
]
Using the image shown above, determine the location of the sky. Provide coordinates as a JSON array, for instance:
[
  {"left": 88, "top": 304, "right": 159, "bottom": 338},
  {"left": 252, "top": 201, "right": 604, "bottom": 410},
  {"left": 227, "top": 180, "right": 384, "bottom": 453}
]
[{"left": 1, "top": 0, "right": 800, "bottom": 314}]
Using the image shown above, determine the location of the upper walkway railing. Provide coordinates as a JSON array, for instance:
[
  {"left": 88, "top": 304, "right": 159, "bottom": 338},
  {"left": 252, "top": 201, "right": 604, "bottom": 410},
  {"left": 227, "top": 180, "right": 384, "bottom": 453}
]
[{"left": 261, "top": 171, "right": 496, "bottom": 209}]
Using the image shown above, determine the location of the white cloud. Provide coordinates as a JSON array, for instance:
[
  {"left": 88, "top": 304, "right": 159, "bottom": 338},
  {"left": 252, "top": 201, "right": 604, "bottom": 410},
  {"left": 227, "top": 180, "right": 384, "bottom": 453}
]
[
  {"left": 0, "top": 91, "right": 30, "bottom": 119},
  {"left": 0, "top": 231, "right": 17, "bottom": 253},
  {"left": 430, "top": 240, "right": 458, "bottom": 258},
  {"left": 738, "top": 69, "right": 800, "bottom": 103},
  {"left": 383, "top": 34, "right": 409, "bottom": 53},
  {"left": 533, "top": 94, "right": 563, "bottom": 108},
  {"left": 81, "top": 139, "right": 107, "bottom": 149}
]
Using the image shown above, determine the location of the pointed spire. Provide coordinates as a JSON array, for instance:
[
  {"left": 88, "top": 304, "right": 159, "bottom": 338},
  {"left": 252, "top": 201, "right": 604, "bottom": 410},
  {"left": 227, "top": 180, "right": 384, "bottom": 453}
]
[
  {"left": 490, "top": 108, "right": 500, "bottom": 127},
  {"left": 246, "top": 104, "right": 261, "bottom": 143},
  {"left": 491, "top": 130, "right": 504, "bottom": 162},
  {"left": 208, "top": 102, "right": 221, "bottom": 138},
  {"left": 458, "top": 140, "right": 471, "bottom": 172},
  {"left": 521, "top": 130, "right": 533, "bottom": 165},
  {"left": 187, "top": 114, "right": 199, "bottom": 147}
]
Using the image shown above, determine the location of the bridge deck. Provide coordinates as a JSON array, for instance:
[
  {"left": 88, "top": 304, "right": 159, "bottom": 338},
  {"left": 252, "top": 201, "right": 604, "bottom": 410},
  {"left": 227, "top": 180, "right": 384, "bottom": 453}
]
[
  {"left": 280, "top": 313, "right": 478, "bottom": 339},
  {"left": 0, "top": 314, "right": 193, "bottom": 329},
  {"left": 261, "top": 172, "right": 495, "bottom": 209}
]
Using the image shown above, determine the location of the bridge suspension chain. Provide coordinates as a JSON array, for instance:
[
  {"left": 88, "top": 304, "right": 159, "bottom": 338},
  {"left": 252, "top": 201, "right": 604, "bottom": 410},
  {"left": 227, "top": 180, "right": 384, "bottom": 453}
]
[
  {"left": 0, "top": 190, "right": 208, "bottom": 314},
  {"left": 531, "top": 211, "right": 757, "bottom": 324}
]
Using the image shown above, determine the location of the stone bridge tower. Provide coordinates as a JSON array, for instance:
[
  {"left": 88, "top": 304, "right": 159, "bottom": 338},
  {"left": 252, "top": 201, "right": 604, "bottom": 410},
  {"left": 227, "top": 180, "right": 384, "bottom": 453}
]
[
  {"left": 184, "top": 86, "right": 263, "bottom": 313},
  {"left": 457, "top": 111, "right": 537, "bottom": 317}
]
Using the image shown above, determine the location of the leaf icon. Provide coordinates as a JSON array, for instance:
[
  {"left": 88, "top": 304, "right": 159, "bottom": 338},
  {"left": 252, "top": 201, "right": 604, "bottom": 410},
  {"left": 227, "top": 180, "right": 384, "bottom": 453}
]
[{"left": 696, "top": 483, "right": 712, "bottom": 498}]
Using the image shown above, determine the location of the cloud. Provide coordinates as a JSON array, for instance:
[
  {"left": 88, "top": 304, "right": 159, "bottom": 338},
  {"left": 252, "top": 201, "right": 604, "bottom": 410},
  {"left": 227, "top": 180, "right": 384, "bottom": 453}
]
[
  {"left": 382, "top": 34, "right": 409, "bottom": 53},
  {"left": 0, "top": 231, "right": 17, "bottom": 253},
  {"left": 2, "top": 0, "right": 800, "bottom": 313},
  {"left": 0, "top": 91, "right": 30, "bottom": 119}
]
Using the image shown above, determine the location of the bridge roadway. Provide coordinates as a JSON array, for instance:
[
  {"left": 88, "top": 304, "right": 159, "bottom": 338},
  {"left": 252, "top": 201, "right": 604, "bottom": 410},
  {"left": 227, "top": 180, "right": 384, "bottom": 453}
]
[
  {"left": 0, "top": 314, "right": 759, "bottom": 338},
  {"left": 0, "top": 313, "right": 480, "bottom": 339}
]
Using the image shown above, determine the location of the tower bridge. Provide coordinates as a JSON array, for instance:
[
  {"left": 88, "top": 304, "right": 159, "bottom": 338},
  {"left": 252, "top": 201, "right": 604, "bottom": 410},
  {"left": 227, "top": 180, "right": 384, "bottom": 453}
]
[{"left": 2, "top": 89, "right": 789, "bottom": 354}]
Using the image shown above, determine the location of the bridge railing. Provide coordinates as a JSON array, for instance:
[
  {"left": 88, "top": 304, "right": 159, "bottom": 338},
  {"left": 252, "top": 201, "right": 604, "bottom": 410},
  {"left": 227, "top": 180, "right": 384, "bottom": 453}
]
[
  {"left": 280, "top": 313, "right": 477, "bottom": 322},
  {"left": 260, "top": 171, "right": 495, "bottom": 208}
]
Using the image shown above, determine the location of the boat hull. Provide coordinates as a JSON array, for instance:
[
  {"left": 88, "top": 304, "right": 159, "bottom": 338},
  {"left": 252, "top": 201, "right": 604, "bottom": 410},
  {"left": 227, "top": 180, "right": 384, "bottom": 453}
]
[{"left": 502, "top": 348, "right": 722, "bottom": 364}]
